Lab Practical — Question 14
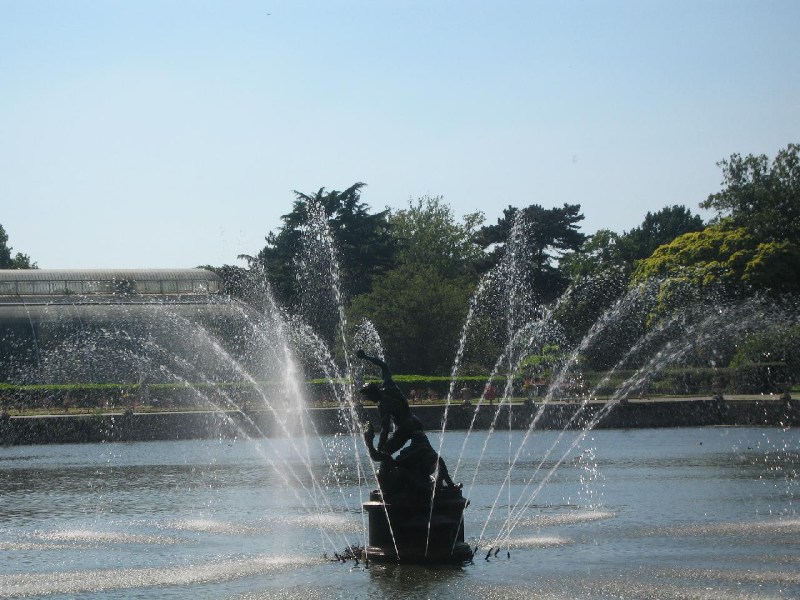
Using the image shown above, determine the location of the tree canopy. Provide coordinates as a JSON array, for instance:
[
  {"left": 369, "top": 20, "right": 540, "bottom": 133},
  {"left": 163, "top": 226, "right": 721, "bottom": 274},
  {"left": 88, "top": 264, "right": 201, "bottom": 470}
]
[
  {"left": 350, "top": 264, "right": 473, "bottom": 375},
  {"left": 619, "top": 205, "right": 705, "bottom": 264},
  {"left": 350, "top": 197, "right": 481, "bottom": 374},
  {"left": 249, "top": 183, "right": 396, "bottom": 308},
  {"left": 701, "top": 143, "right": 800, "bottom": 242},
  {"left": 0, "top": 224, "right": 36, "bottom": 269},
  {"left": 634, "top": 145, "right": 800, "bottom": 304},
  {"left": 477, "top": 203, "right": 586, "bottom": 304},
  {"left": 632, "top": 224, "right": 800, "bottom": 299},
  {"left": 561, "top": 228, "right": 625, "bottom": 281},
  {"left": 390, "top": 196, "right": 484, "bottom": 277},
  {"left": 217, "top": 143, "right": 798, "bottom": 375}
]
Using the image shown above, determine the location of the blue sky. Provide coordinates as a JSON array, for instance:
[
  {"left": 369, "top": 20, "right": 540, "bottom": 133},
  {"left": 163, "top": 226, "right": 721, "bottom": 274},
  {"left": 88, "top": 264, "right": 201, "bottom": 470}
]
[{"left": 2, "top": 1, "right": 798, "bottom": 269}]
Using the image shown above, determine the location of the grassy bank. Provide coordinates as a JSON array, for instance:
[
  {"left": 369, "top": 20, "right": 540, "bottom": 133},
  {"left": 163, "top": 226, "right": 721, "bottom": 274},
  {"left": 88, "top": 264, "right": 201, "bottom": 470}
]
[{"left": 0, "top": 362, "right": 794, "bottom": 417}]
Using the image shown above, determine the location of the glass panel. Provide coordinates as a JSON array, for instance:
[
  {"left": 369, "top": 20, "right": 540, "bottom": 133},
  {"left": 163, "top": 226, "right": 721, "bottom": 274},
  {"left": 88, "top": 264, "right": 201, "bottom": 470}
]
[
  {"left": 84, "top": 280, "right": 113, "bottom": 293},
  {"left": 65, "top": 281, "right": 84, "bottom": 294},
  {"left": 177, "top": 280, "right": 193, "bottom": 293},
  {"left": 193, "top": 280, "right": 209, "bottom": 293},
  {"left": 17, "top": 281, "right": 35, "bottom": 294},
  {"left": 33, "top": 281, "right": 51, "bottom": 294},
  {"left": 0, "top": 281, "right": 17, "bottom": 294},
  {"left": 138, "top": 280, "right": 162, "bottom": 293},
  {"left": 162, "top": 280, "right": 178, "bottom": 293}
]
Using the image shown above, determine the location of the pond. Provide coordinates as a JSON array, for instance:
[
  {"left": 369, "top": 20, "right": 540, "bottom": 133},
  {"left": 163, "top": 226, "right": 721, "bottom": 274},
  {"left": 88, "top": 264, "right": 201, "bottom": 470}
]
[{"left": 0, "top": 427, "right": 798, "bottom": 599}]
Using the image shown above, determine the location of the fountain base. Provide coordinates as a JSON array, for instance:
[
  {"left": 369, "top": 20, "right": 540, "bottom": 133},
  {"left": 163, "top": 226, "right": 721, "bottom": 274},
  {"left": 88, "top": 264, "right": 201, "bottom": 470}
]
[{"left": 362, "top": 487, "right": 472, "bottom": 563}]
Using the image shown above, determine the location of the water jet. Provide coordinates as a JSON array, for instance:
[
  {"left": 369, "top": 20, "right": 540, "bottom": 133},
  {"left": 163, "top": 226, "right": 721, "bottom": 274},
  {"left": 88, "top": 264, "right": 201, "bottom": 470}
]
[{"left": 0, "top": 202, "right": 797, "bottom": 596}]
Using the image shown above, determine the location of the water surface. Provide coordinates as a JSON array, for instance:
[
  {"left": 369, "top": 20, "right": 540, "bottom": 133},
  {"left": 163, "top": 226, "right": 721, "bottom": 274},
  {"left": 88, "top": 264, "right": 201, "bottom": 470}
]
[{"left": 1, "top": 427, "right": 797, "bottom": 599}]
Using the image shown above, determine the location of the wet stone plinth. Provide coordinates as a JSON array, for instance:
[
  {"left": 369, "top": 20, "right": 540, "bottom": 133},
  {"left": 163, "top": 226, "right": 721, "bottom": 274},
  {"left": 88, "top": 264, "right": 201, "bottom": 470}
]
[{"left": 363, "top": 486, "right": 472, "bottom": 563}]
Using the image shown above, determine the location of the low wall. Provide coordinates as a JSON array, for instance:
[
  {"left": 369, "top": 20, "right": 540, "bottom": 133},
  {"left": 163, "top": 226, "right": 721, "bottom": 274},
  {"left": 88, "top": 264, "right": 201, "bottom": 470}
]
[{"left": 0, "top": 397, "right": 797, "bottom": 446}]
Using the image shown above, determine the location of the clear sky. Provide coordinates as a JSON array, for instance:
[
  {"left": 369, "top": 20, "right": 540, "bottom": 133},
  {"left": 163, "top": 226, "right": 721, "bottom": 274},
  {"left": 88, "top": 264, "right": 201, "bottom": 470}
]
[{"left": 2, "top": 1, "right": 798, "bottom": 269}]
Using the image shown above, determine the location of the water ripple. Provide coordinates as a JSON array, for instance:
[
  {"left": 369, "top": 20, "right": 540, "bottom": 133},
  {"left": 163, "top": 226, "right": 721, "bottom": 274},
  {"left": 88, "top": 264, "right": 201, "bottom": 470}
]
[
  {"left": 35, "top": 529, "right": 181, "bottom": 545},
  {"left": 518, "top": 509, "right": 615, "bottom": 527},
  {"left": 0, "top": 555, "right": 317, "bottom": 598}
]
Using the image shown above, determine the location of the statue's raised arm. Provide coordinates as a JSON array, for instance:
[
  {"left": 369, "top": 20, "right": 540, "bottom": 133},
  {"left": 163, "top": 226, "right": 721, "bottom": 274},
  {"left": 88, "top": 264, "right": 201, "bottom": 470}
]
[
  {"left": 356, "top": 349, "right": 423, "bottom": 455},
  {"left": 355, "top": 350, "right": 396, "bottom": 389}
]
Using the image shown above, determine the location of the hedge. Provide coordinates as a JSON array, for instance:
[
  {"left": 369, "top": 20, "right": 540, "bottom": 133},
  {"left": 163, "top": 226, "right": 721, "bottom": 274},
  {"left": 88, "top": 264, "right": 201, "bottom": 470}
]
[{"left": 0, "top": 362, "right": 793, "bottom": 413}]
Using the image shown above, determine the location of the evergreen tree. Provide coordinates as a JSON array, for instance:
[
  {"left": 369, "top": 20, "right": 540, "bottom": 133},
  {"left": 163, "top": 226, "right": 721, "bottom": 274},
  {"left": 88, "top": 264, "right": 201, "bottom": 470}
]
[
  {"left": 0, "top": 224, "right": 36, "bottom": 269},
  {"left": 250, "top": 183, "right": 397, "bottom": 308},
  {"left": 477, "top": 203, "right": 586, "bottom": 304}
]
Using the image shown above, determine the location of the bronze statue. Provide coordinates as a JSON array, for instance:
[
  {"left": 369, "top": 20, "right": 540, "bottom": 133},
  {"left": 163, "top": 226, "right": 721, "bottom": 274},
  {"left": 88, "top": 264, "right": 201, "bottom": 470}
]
[
  {"left": 356, "top": 350, "right": 470, "bottom": 562},
  {"left": 363, "top": 421, "right": 460, "bottom": 495},
  {"left": 356, "top": 350, "right": 423, "bottom": 455}
]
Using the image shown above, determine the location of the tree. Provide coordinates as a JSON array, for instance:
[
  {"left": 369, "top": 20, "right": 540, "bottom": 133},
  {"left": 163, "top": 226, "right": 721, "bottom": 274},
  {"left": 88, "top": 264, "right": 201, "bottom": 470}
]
[
  {"left": 0, "top": 224, "right": 36, "bottom": 269},
  {"left": 561, "top": 229, "right": 624, "bottom": 281},
  {"left": 631, "top": 224, "right": 800, "bottom": 299},
  {"left": 561, "top": 206, "right": 704, "bottom": 286},
  {"left": 350, "top": 264, "right": 473, "bottom": 375},
  {"left": 477, "top": 203, "right": 586, "bottom": 304},
  {"left": 250, "top": 183, "right": 396, "bottom": 306},
  {"left": 559, "top": 207, "right": 705, "bottom": 348},
  {"left": 350, "top": 197, "right": 484, "bottom": 374},
  {"left": 700, "top": 143, "right": 800, "bottom": 242},
  {"left": 619, "top": 205, "right": 705, "bottom": 264},
  {"left": 390, "top": 196, "right": 484, "bottom": 277},
  {"left": 558, "top": 229, "right": 630, "bottom": 351},
  {"left": 244, "top": 184, "right": 397, "bottom": 350}
]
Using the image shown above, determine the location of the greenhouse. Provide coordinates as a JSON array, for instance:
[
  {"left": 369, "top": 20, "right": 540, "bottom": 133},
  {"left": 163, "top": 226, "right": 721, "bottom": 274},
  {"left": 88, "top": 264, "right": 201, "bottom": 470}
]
[
  {"left": 0, "top": 269, "right": 222, "bottom": 297},
  {"left": 0, "top": 269, "right": 260, "bottom": 386}
]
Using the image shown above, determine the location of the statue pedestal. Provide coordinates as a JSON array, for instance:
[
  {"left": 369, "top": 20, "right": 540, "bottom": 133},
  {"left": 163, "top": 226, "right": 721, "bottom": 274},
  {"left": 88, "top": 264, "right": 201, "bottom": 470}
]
[{"left": 362, "top": 487, "right": 473, "bottom": 563}]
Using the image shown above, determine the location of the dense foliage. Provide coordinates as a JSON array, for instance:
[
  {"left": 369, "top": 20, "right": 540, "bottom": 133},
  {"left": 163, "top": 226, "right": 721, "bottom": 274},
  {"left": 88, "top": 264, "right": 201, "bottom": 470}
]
[
  {"left": 477, "top": 203, "right": 586, "bottom": 304},
  {"left": 350, "top": 197, "right": 482, "bottom": 374},
  {"left": 245, "top": 183, "right": 397, "bottom": 306},
  {"left": 634, "top": 144, "right": 800, "bottom": 307},
  {"left": 221, "top": 144, "right": 797, "bottom": 376},
  {"left": 632, "top": 225, "right": 800, "bottom": 298},
  {"left": 0, "top": 224, "right": 36, "bottom": 269},
  {"left": 701, "top": 143, "right": 800, "bottom": 242}
]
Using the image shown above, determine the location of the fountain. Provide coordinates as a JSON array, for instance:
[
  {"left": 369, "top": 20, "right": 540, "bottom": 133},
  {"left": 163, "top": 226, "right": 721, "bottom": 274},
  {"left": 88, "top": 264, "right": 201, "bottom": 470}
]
[
  {"left": 0, "top": 200, "right": 798, "bottom": 597},
  {"left": 353, "top": 350, "right": 472, "bottom": 563}
]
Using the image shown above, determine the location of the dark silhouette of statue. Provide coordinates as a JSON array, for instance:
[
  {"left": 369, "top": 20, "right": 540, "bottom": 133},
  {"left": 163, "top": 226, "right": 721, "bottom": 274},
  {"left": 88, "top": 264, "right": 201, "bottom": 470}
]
[
  {"left": 356, "top": 350, "right": 470, "bottom": 563},
  {"left": 363, "top": 422, "right": 460, "bottom": 495},
  {"left": 356, "top": 350, "right": 423, "bottom": 454}
]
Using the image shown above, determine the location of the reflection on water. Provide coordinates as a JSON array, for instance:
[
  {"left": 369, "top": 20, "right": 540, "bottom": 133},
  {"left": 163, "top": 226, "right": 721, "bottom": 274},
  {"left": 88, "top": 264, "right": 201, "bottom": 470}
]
[{"left": 0, "top": 427, "right": 797, "bottom": 599}]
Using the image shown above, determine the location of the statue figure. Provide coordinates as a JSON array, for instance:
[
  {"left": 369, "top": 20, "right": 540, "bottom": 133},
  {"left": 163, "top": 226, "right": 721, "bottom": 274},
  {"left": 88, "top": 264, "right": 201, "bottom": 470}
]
[
  {"left": 363, "top": 422, "right": 461, "bottom": 495},
  {"left": 356, "top": 350, "right": 471, "bottom": 563},
  {"left": 356, "top": 350, "right": 423, "bottom": 455}
]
